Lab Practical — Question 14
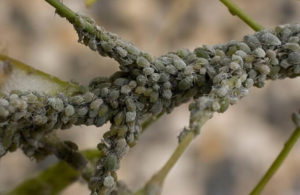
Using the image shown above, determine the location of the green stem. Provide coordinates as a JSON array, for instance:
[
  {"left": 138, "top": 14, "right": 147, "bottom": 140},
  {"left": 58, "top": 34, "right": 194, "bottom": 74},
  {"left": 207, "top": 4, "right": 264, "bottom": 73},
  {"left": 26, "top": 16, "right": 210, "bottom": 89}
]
[
  {"left": 45, "top": 0, "right": 98, "bottom": 36},
  {"left": 5, "top": 149, "right": 100, "bottom": 195},
  {"left": 219, "top": 0, "right": 264, "bottom": 31},
  {"left": 250, "top": 127, "right": 300, "bottom": 195},
  {"left": 134, "top": 131, "right": 196, "bottom": 195}
]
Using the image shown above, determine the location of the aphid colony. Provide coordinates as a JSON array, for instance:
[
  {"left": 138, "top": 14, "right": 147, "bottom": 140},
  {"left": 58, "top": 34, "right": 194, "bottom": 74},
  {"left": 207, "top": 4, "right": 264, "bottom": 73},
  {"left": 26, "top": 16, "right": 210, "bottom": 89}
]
[{"left": 1, "top": 14, "right": 300, "bottom": 194}]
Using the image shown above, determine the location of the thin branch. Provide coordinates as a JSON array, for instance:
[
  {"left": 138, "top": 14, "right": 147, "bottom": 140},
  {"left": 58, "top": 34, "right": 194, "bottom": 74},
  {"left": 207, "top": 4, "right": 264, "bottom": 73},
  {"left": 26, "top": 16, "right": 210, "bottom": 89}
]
[
  {"left": 250, "top": 127, "right": 300, "bottom": 195},
  {"left": 4, "top": 149, "right": 100, "bottom": 195},
  {"left": 133, "top": 130, "right": 196, "bottom": 195},
  {"left": 219, "top": 0, "right": 264, "bottom": 31}
]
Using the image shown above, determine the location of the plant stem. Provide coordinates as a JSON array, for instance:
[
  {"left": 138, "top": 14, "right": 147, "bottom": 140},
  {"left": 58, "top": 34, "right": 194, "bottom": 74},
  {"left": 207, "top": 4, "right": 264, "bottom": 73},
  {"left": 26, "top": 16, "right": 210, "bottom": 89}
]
[
  {"left": 250, "top": 127, "right": 300, "bottom": 195},
  {"left": 45, "top": 0, "right": 96, "bottom": 34},
  {"left": 219, "top": 0, "right": 264, "bottom": 31},
  {"left": 5, "top": 149, "right": 100, "bottom": 195},
  {"left": 133, "top": 130, "right": 196, "bottom": 195}
]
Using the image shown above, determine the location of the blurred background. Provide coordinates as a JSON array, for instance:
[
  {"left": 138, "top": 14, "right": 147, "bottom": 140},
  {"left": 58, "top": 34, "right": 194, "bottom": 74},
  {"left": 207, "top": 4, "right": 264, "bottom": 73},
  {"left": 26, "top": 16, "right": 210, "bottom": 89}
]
[{"left": 1, "top": 0, "right": 300, "bottom": 194}]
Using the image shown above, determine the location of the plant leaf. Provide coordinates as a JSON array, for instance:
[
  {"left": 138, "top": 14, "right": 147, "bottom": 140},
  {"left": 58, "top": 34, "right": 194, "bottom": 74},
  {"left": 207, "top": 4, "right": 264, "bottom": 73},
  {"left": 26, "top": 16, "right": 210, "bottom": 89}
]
[{"left": 0, "top": 54, "right": 79, "bottom": 96}]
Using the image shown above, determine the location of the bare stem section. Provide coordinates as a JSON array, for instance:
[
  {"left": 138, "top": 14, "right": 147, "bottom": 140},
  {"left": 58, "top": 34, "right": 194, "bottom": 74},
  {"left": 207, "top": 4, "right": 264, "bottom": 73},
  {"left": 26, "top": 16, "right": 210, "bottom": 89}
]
[
  {"left": 250, "top": 111, "right": 300, "bottom": 195},
  {"left": 220, "top": 0, "right": 264, "bottom": 31}
]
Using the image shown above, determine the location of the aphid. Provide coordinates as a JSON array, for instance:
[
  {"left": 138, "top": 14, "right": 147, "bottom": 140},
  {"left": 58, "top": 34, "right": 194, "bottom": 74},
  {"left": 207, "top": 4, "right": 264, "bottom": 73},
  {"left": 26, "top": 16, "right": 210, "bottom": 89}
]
[
  {"left": 143, "top": 88, "right": 153, "bottom": 97},
  {"left": 83, "top": 92, "right": 94, "bottom": 103},
  {"left": 256, "top": 64, "right": 270, "bottom": 75},
  {"left": 0, "top": 99, "right": 9, "bottom": 107},
  {"left": 257, "top": 75, "right": 267, "bottom": 87},
  {"left": 243, "top": 34, "right": 261, "bottom": 49},
  {"left": 216, "top": 86, "right": 229, "bottom": 97},
  {"left": 195, "top": 96, "right": 211, "bottom": 110},
  {"left": 258, "top": 32, "right": 281, "bottom": 46},
  {"left": 64, "top": 105, "right": 75, "bottom": 117},
  {"left": 125, "top": 98, "right": 136, "bottom": 112},
  {"left": 248, "top": 69, "right": 257, "bottom": 79},
  {"left": 104, "top": 154, "right": 119, "bottom": 171},
  {"left": 294, "top": 65, "right": 300, "bottom": 74},
  {"left": 109, "top": 100, "right": 119, "bottom": 109},
  {"left": 101, "top": 40, "right": 115, "bottom": 52},
  {"left": 280, "top": 27, "right": 292, "bottom": 42},
  {"left": 48, "top": 98, "right": 64, "bottom": 112},
  {"left": 215, "top": 49, "right": 225, "bottom": 57},
  {"left": 126, "top": 133, "right": 135, "bottom": 146},
  {"left": 288, "top": 36, "right": 299, "bottom": 43},
  {"left": 152, "top": 84, "right": 160, "bottom": 91},
  {"left": 211, "top": 101, "right": 220, "bottom": 111},
  {"left": 245, "top": 78, "right": 254, "bottom": 88},
  {"left": 162, "top": 89, "right": 172, "bottom": 99},
  {"left": 178, "top": 77, "right": 193, "bottom": 91},
  {"left": 150, "top": 100, "right": 163, "bottom": 114},
  {"left": 128, "top": 81, "right": 137, "bottom": 89},
  {"left": 235, "top": 50, "right": 248, "bottom": 59},
  {"left": 149, "top": 92, "right": 159, "bottom": 103},
  {"left": 213, "top": 73, "right": 227, "bottom": 84},
  {"left": 126, "top": 111, "right": 136, "bottom": 123},
  {"left": 232, "top": 55, "right": 244, "bottom": 65},
  {"left": 77, "top": 107, "right": 88, "bottom": 116},
  {"left": 165, "top": 65, "right": 177, "bottom": 75},
  {"left": 25, "top": 93, "right": 37, "bottom": 104},
  {"left": 211, "top": 56, "right": 221, "bottom": 64},
  {"left": 135, "top": 86, "right": 146, "bottom": 94},
  {"left": 153, "top": 60, "right": 165, "bottom": 71},
  {"left": 163, "top": 82, "right": 171, "bottom": 89},
  {"left": 115, "top": 138, "right": 129, "bottom": 159},
  {"left": 103, "top": 176, "right": 115, "bottom": 188},
  {"left": 199, "top": 67, "right": 207, "bottom": 75},
  {"left": 240, "top": 73, "right": 248, "bottom": 82},
  {"left": 33, "top": 115, "right": 48, "bottom": 125},
  {"left": 150, "top": 73, "right": 160, "bottom": 82},
  {"left": 229, "top": 62, "right": 240, "bottom": 71},
  {"left": 113, "top": 78, "right": 129, "bottom": 87},
  {"left": 100, "top": 88, "right": 109, "bottom": 97},
  {"left": 240, "top": 88, "right": 249, "bottom": 97},
  {"left": 115, "top": 46, "right": 128, "bottom": 58},
  {"left": 288, "top": 52, "right": 300, "bottom": 64},
  {"left": 135, "top": 101, "right": 145, "bottom": 111},
  {"left": 0, "top": 106, "right": 9, "bottom": 118},
  {"left": 98, "top": 105, "right": 109, "bottom": 117},
  {"left": 108, "top": 90, "right": 120, "bottom": 100},
  {"left": 184, "top": 66, "right": 194, "bottom": 75},
  {"left": 90, "top": 98, "right": 103, "bottom": 110},
  {"left": 159, "top": 73, "right": 170, "bottom": 82},
  {"left": 173, "top": 58, "right": 186, "bottom": 70},
  {"left": 280, "top": 59, "right": 291, "bottom": 69},
  {"left": 136, "top": 75, "right": 147, "bottom": 86},
  {"left": 114, "top": 112, "right": 125, "bottom": 126},
  {"left": 121, "top": 85, "right": 131, "bottom": 95},
  {"left": 284, "top": 43, "right": 300, "bottom": 51},
  {"left": 89, "top": 38, "right": 97, "bottom": 51},
  {"left": 70, "top": 95, "right": 84, "bottom": 105},
  {"left": 237, "top": 42, "right": 251, "bottom": 53},
  {"left": 266, "top": 50, "right": 276, "bottom": 59},
  {"left": 177, "top": 48, "right": 190, "bottom": 58},
  {"left": 253, "top": 48, "right": 266, "bottom": 58},
  {"left": 136, "top": 56, "right": 150, "bottom": 68},
  {"left": 194, "top": 47, "right": 210, "bottom": 59},
  {"left": 235, "top": 79, "right": 242, "bottom": 88},
  {"left": 143, "top": 67, "right": 154, "bottom": 76},
  {"left": 126, "top": 44, "right": 140, "bottom": 55}
]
